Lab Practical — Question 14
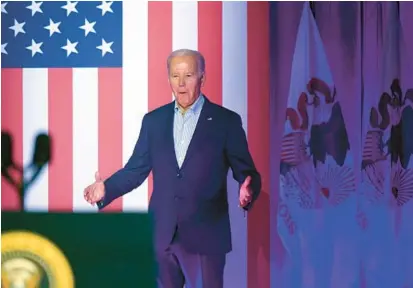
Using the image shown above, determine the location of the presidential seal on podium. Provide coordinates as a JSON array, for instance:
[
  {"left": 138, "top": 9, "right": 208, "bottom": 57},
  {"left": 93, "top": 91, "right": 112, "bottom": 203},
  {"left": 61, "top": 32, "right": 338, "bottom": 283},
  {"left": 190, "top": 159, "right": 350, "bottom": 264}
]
[{"left": 1, "top": 231, "right": 74, "bottom": 288}]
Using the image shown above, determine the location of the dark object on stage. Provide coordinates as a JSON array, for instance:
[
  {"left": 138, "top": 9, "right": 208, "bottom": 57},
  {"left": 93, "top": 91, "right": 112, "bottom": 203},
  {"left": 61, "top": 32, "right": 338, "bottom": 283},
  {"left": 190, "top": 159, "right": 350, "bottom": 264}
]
[{"left": 1, "top": 212, "right": 156, "bottom": 288}]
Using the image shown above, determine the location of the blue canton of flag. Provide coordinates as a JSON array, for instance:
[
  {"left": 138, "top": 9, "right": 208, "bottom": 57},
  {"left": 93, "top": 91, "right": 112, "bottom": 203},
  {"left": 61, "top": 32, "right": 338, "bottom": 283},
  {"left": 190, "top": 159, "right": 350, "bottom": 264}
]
[{"left": 1, "top": 1, "right": 122, "bottom": 68}]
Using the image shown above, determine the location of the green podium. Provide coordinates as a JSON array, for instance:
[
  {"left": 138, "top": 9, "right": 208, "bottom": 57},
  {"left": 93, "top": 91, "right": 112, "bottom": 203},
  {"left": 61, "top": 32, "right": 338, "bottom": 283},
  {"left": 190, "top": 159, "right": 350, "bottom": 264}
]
[{"left": 1, "top": 212, "right": 156, "bottom": 288}]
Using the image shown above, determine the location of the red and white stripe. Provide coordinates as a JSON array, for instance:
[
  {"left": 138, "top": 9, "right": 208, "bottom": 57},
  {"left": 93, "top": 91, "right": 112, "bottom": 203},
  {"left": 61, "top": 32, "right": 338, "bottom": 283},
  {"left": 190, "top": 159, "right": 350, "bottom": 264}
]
[{"left": 1, "top": 2, "right": 270, "bottom": 287}]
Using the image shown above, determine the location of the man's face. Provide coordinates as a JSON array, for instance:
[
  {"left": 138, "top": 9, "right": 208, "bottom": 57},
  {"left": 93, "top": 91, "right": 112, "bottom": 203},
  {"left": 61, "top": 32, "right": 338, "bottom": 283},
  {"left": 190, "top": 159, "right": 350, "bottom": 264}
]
[{"left": 168, "top": 55, "right": 205, "bottom": 109}]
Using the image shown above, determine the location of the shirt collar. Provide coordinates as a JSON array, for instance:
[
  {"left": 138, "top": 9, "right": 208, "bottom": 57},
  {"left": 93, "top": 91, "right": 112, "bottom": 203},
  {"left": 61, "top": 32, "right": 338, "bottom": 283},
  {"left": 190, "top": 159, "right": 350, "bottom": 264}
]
[{"left": 174, "top": 94, "right": 204, "bottom": 115}]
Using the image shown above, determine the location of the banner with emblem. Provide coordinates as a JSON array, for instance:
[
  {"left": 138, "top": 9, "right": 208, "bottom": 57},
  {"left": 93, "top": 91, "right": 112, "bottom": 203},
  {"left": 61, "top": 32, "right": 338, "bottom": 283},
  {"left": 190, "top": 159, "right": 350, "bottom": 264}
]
[
  {"left": 359, "top": 2, "right": 413, "bottom": 287},
  {"left": 278, "top": 3, "right": 356, "bottom": 287},
  {"left": 274, "top": 2, "right": 413, "bottom": 287}
]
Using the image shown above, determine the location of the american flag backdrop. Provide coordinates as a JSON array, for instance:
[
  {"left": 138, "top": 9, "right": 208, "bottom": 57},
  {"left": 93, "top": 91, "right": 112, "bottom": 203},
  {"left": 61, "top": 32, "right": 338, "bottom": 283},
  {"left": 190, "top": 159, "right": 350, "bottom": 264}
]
[{"left": 1, "top": 1, "right": 270, "bottom": 287}]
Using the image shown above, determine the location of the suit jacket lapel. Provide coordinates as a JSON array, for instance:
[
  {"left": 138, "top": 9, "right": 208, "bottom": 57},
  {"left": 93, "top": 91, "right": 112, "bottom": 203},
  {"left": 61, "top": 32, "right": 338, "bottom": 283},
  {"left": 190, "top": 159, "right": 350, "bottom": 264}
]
[
  {"left": 164, "top": 102, "right": 180, "bottom": 169},
  {"left": 180, "top": 97, "right": 213, "bottom": 170}
]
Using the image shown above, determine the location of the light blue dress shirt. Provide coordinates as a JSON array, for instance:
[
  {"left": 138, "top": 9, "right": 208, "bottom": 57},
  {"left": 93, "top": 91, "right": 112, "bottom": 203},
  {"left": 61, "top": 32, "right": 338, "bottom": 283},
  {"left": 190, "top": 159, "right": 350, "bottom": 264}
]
[{"left": 173, "top": 94, "right": 205, "bottom": 167}]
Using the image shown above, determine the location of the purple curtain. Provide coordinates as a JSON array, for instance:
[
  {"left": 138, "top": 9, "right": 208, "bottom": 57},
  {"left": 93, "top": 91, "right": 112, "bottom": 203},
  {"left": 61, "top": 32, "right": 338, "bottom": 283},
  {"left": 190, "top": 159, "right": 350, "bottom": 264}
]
[{"left": 270, "top": 2, "right": 413, "bottom": 287}]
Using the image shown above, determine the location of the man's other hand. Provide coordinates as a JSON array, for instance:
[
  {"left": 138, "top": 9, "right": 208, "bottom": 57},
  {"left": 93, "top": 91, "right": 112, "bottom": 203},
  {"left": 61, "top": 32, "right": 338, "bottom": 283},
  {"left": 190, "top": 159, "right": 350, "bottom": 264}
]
[
  {"left": 239, "top": 176, "right": 252, "bottom": 207},
  {"left": 84, "top": 171, "right": 105, "bottom": 205}
]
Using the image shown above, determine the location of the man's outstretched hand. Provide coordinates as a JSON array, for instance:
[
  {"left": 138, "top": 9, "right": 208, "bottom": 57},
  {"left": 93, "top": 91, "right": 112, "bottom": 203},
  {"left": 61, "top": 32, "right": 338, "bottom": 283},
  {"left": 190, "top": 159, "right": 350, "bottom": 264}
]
[
  {"left": 239, "top": 176, "right": 253, "bottom": 208},
  {"left": 84, "top": 171, "right": 105, "bottom": 205}
]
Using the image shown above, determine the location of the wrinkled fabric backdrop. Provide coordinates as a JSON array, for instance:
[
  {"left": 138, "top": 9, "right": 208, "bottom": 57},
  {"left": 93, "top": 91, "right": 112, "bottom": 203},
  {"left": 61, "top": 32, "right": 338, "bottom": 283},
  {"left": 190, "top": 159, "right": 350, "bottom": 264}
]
[{"left": 271, "top": 1, "right": 413, "bottom": 288}]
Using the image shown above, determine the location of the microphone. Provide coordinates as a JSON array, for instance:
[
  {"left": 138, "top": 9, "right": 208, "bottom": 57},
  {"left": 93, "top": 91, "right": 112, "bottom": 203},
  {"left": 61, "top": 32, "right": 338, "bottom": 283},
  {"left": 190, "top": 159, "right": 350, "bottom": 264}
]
[
  {"left": 25, "top": 133, "right": 52, "bottom": 191},
  {"left": 1, "top": 131, "right": 16, "bottom": 186},
  {"left": 2, "top": 131, "right": 13, "bottom": 170},
  {"left": 32, "top": 133, "right": 51, "bottom": 168},
  {"left": 1, "top": 130, "right": 52, "bottom": 210}
]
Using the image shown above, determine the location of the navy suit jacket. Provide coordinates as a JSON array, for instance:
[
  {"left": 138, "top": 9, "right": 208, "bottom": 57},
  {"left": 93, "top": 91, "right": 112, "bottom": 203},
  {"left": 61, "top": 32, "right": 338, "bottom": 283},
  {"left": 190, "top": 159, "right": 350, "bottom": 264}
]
[{"left": 98, "top": 96, "right": 261, "bottom": 255}]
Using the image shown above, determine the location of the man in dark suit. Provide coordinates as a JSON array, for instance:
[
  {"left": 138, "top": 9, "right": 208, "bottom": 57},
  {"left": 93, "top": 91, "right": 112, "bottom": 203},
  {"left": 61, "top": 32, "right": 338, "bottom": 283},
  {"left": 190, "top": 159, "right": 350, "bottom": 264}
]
[{"left": 84, "top": 48, "right": 261, "bottom": 288}]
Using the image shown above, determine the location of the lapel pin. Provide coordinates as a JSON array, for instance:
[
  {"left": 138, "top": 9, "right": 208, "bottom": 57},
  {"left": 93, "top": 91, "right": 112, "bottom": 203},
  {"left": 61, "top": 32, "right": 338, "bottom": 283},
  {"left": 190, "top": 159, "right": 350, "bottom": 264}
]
[{"left": 207, "top": 117, "right": 212, "bottom": 120}]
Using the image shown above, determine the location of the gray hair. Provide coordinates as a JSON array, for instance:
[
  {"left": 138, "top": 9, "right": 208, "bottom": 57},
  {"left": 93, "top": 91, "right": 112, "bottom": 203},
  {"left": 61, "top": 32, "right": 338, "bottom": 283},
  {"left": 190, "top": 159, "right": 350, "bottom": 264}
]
[{"left": 167, "top": 49, "right": 205, "bottom": 75}]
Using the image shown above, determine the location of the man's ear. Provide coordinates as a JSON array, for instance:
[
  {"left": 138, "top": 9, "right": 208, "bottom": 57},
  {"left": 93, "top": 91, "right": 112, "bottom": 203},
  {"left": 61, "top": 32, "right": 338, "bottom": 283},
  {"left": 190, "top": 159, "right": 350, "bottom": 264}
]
[{"left": 200, "top": 73, "right": 206, "bottom": 87}]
